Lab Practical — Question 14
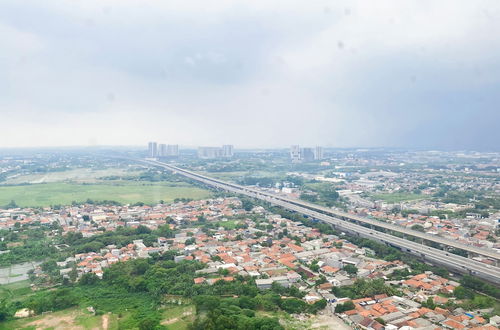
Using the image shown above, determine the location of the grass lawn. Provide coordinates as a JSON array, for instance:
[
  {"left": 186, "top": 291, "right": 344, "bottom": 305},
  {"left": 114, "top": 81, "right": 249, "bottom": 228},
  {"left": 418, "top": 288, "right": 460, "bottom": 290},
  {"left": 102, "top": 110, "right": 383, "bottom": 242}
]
[
  {"left": 371, "top": 192, "right": 426, "bottom": 203},
  {"left": 0, "top": 181, "right": 212, "bottom": 207},
  {"left": 0, "top": 280, "right": 32, "bottom": 300},
  {"left": 3, "top": 168, "right": 140, "bottom": 185},
  {"left": 0, "top": 307, "right": 119, "bottom": 330},
  {"left": 215, "top": 220, "right": 240, "bottom": 230},
  {"left": 161, "top": 304, "right": 195, "bottom": 330}
]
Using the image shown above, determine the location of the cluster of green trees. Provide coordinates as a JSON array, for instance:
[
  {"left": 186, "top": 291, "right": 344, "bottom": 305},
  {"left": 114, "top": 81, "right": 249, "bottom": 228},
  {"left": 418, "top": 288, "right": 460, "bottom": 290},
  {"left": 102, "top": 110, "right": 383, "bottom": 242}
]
[
  {"left": 433, "top": 189, "right": 500, "bottom": 215},
  {"left": 300, "top": 183, "right": 340, "bottom": 207},
  {"left": 238, "top": 177, "right": 278, "bottom": 188},
  {"left": 101, "top": 170, "right": 182, "bottom": 183},
  {"left": 78, "top": 199, "right": 122, "bottom": 206},
  {"left": 3, "top": 200, "right": 18, "bottom": 209},
  {"left": 334, "top": 301, "right": 355, "bottom": 313},
  {"left": 191, "top": 295, "right": 283, "bottom": 330},
  {"left": 1, "top": 256, "right": 328, "bottom": 328},
  {"left": 345, "top": 236, "right": 450, "bottom": 277},
  {"left": 460, "top": 275, "right": 500, "bottom": 299},
  {"left": 190, "top": 293, "right": 325, "bottom": 329},
  {"left": 332, "top": 279, "right": 400, "bottom": 299},
  {"left": 343, "top": 264, "right": 358, "bottom": 276},
  {"left": 0, "top": 227, "right": 57, "bottom": 267}
]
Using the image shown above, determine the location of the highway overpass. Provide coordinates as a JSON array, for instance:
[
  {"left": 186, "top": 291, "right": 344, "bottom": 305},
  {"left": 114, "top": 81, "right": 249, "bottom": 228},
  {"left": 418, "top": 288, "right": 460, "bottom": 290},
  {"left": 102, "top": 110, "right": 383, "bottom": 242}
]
[{"left": 139, "top": 159, "right": 500, "bottom": 285}]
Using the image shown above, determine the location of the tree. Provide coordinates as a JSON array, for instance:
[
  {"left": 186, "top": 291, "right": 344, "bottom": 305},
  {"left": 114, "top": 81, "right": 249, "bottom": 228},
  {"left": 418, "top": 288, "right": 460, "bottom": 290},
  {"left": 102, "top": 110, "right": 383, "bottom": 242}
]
[
  {"left": 411, "top": 224, "right": 425, "bottom": 232},
  {"left": 136, "top": 225, "right": 151, "bottom": 235},
  {"left": 41, "top": 260, "right": 58, "bottom": 273},
  {"left": 5, "top": 200, "right": 18, "bottom": 209},
  {"left": 69, "top": 266, "right": 78, "bottom": 282},
  {"left": 280, "top": 298, "right": 307, "bottom": 314},
  {"left": 79, "top": 272, "right": 99, "bottom": 285},
  {"left": 454, "top": 286, "right": 474, "bottom": 300},
  {"left": 335, "top": 301, "right": 355, "bottom": 313},
  {"left": 0, "top": 299, "right": 10, "bottom": 321},
  {"left": 421, "top": 297, "right": 436, "bottom": 310},
  {"left": 308, "top": 299, "right": 327, "bottom": 314},
  {"left": 185, "top": 237, "right": 196, "bottom": 246},
  {"left": 241, "top": 199, "right": 255, "bottom": 212},
  {"left": 343, "top": 264, "right": 358, "bottom": 275}
]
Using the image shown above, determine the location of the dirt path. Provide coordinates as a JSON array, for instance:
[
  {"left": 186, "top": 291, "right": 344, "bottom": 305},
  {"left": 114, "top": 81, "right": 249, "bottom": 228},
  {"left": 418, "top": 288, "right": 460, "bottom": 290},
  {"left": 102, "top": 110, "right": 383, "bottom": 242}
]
[
  {"left": 161, "top": 310, "right": 193, "bottom": 326},
  {"left": 27, "top": 312, "right": 84, "bottom": 330},
  {"left": 102, "top": 314, "right": 109, "bottom": 330},
  {"left": 162, "top": 317, "right": 180, "bottom": 325}
]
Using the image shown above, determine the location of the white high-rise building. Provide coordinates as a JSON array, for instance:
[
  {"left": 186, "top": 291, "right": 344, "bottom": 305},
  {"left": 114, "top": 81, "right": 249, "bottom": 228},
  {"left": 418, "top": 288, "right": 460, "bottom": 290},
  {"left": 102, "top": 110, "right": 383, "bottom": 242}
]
[
  {"left": 301, "top": 148, "right": 315, "bottom": 161},
  {"left": 198, "top": 147, "right": 223, "bottom": 159},
  {"left": 290, "top": 145, "right": 301, "bottom": 163},
  {"left": 158, "top": 144, "right": 167, "bottom": 157},
  {"left": 314, "top": 146, "right": 324, "bottom": 160},
  {"left": 167, "top": 144, "right": 179, "bottom": 156},
  {"left": 222, "top": 145, "right": 234, "bottom": 158},
  {"left": 148, "top": 142, "right": 158, "bottom": 158}
]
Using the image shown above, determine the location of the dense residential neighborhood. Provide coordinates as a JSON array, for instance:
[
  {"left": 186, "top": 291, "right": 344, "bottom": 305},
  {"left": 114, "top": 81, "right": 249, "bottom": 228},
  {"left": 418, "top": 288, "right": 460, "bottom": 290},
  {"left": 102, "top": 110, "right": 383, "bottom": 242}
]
[{"left": 1, "top": 195, "right": 496, "bottom": 329}]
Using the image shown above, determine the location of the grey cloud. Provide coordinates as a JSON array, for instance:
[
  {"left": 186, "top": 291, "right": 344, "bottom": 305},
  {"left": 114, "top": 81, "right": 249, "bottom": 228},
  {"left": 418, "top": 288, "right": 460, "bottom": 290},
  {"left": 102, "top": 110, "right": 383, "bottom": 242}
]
[{"left": 0, "top": 0, "right": 499, "bottom": 150}]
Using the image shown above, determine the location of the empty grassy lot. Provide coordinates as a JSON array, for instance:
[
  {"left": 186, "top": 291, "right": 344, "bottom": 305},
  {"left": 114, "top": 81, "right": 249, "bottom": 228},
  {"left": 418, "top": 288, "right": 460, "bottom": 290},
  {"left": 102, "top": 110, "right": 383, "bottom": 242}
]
[
  {"left": 0, "top": 307, "right": 120, "bottom": 330},
  {"left": 0, "top": 181, "right": 212, "bottom": 207},
  {"left": 0, "top": 280, "right": 32, "bottom": 301},
  {"left": 3, "top": 168, "right": 140, "bottom": 185}
]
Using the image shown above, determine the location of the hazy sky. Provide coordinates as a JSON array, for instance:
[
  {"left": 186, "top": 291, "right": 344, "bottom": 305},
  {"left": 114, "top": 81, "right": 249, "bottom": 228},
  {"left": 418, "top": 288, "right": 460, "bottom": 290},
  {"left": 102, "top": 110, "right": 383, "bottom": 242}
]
[{"left": 1, "top": 1, "right": 500, "bottom": 150}]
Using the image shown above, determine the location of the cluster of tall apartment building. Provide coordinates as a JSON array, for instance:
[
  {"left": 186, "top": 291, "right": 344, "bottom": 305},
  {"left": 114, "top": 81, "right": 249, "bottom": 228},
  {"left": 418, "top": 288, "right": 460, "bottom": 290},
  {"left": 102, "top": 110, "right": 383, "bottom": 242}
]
[
  {"left": 197, "top": 145, "right": 234, "bottom": 159},
  {"left": 290, "top": 145, "right": 324, "bottom": 162},
  {"left": 147, "top": 142, "right": 234, "bottom": 159},
  {"left": 147, "top": 142, "right": 179, "bottom": 158}
]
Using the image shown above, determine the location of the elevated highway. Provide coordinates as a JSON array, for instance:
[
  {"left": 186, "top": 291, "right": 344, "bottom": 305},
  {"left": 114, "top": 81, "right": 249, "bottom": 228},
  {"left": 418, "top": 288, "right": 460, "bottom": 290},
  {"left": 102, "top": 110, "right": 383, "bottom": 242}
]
[{"left": 139, "top": 159, "right": 500, "bottom": 285}]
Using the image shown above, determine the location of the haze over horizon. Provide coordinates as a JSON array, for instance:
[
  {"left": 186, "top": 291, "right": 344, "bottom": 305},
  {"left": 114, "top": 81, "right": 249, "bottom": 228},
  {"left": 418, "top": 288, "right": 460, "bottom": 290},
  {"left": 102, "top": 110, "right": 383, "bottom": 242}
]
[{"left": 1, "top": 0, "right": 500, "bottom": 150}]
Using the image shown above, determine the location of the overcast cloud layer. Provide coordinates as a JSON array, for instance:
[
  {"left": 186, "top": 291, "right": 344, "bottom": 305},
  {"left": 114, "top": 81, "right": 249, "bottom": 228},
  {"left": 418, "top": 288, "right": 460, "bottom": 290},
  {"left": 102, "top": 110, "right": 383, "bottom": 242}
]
[{"left": 1, "top": 0, "right": 499, "bottom": 150}]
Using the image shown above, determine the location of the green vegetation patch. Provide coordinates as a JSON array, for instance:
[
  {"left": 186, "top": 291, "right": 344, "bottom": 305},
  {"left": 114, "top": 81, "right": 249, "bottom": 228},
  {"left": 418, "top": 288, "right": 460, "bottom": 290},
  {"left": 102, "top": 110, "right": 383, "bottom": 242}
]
[
  {"left": 0, "top": 280, "right": 32, "bottom": 300},
  {"left": 0, "top": 181, "right": 212, "bottom": 207},
  {"left": 3, "top": 168, "right": 140, "bottom": 185},
  {"left": 215, "top": 220, "right": 240, "bottom": 230}
]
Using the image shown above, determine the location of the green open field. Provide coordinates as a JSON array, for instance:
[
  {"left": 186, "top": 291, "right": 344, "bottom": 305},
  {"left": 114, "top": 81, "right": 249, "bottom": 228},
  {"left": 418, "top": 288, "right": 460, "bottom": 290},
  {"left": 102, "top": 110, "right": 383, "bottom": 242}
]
[
  {"left": 0, "top": 181, "right": 212, "bottom": 207},
  {"left": 371, "top": 192, "right": 426, "bottom": 203},
  {"left": 161, "top": 304, "right": 195, "bottom": 329},
  {"left": 0, "top": 280, "right": 32, "bottom": 301},
  {"left": 0, "top": 307, "right": 120, "bottom": 330},
  {"left": 3, "top": 168, "right": 140, "bottom": 185},
  {"left": 215, "top": 220, "right": 240, "bottom": 230}
]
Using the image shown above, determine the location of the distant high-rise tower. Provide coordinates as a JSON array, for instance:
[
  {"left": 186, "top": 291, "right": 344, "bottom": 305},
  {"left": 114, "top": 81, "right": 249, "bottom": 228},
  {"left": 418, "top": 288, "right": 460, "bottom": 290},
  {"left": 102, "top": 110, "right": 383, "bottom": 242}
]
[
  {"left": 158, "top": 144, "right": 167, "bottom": 157},
  {"left": 301, "top": 148, "right": 315, "bottom": 161},
  {"left": 167, "top": 144, "right": 179, "bottom": 157},
  {"left": 198, "top": 147, "right": 223, "bottom": 159},
  {"left": 148, "top": 142, "right": 158, "bottom": 158},
  {"left": 290, "top": 145, "right": 301, "bottom": 163},
  {"left": 222, "top": 145, "right": 234, "bottom": 158},
  {"left": 314, "top": 146, "right": 324, "bottom": 160}
]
